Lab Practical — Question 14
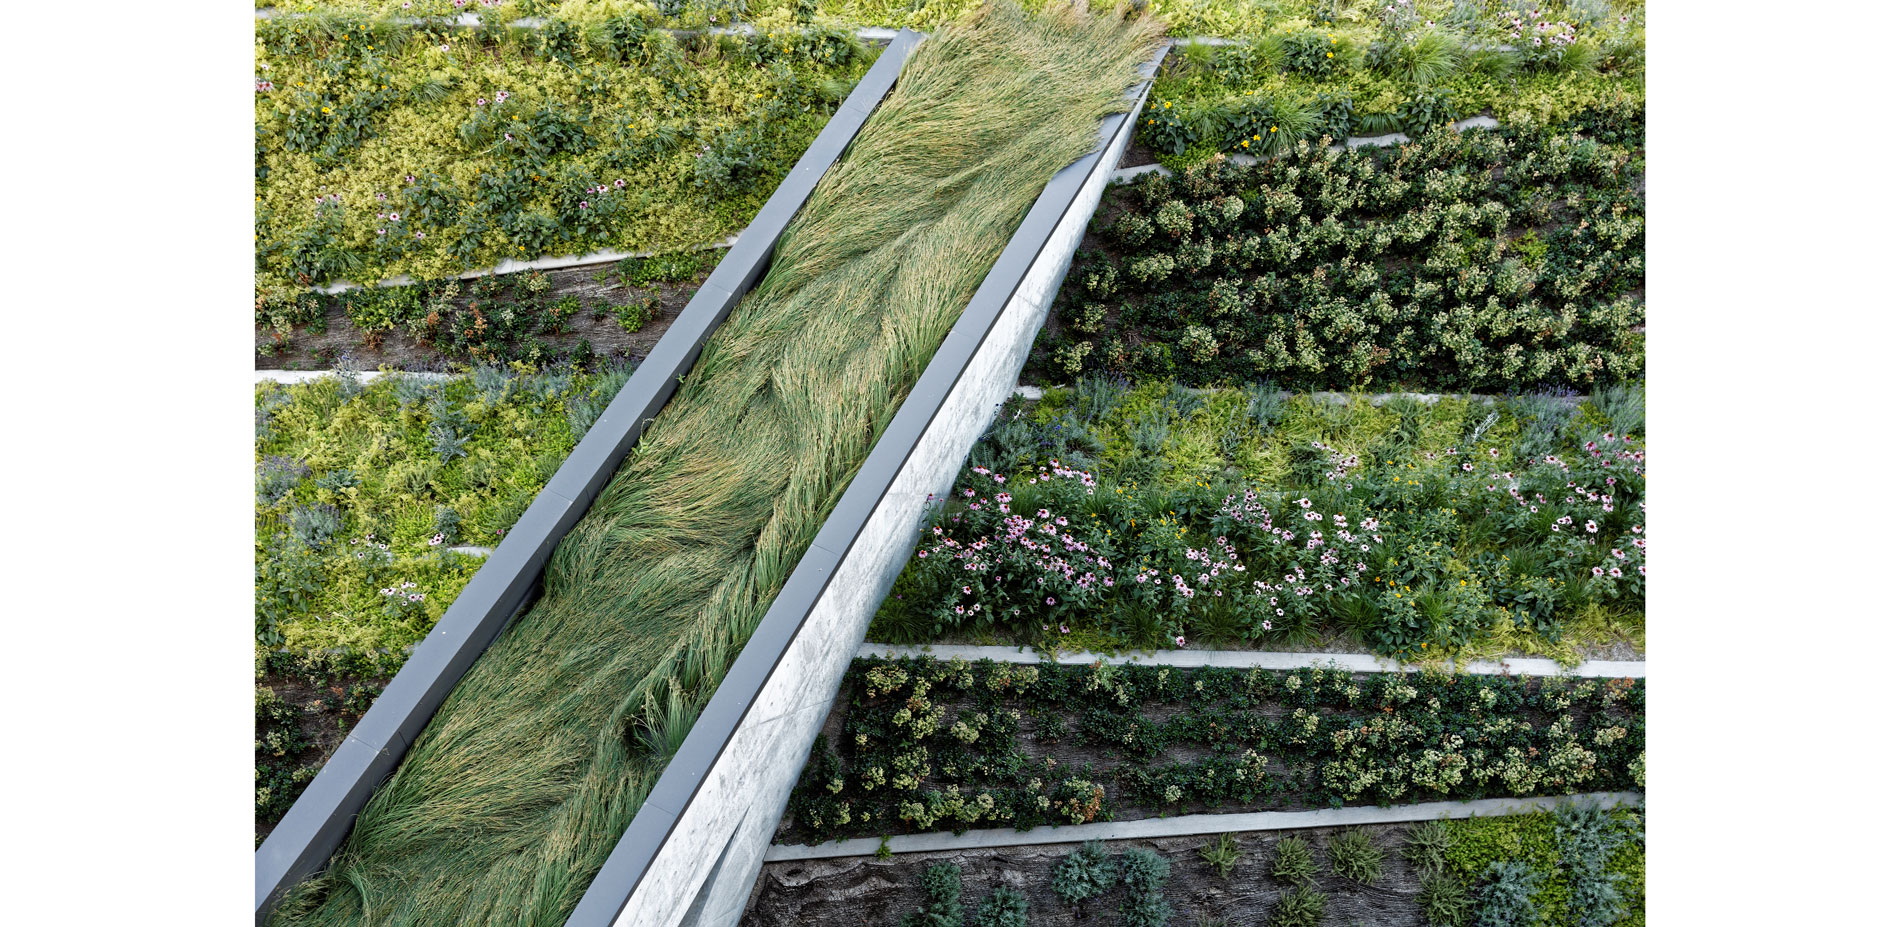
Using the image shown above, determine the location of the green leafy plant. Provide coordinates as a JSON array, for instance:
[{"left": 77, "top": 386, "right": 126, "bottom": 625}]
[
  {"left": 1267, "top": 884, "right": 1327, "bottom": 927},
  {"left": 1052, "top": 841, "right": 1115, "bottom": 905},
  {"left": 614, "top": 298, "right": 658, "bottom": 334},
  {"left": 1270, "top": 835, "right": 1318, "bottom": 884},
  {"left": 1199, "top": 832, "right": 1243, "bottom": 879},
  {"left": 1120, "top": 848, "right": 1173, "bottom": 927},
  {"left": 1419, "top": 874, "right": 1472, "bottom": 927},
  {"left": 1471, "top": 860, "right": 1541, "bottom": 927},
  {"left": 901, "top": 862, "right": 965, "bottom": 927},
  {"left": 971, "top": 887, "right": 1028, "bottom": 927},
  {"left": 1404, "top": 820, "right": 1453, "bottom": 879},
  {"left": 1327, "top": 829, "right": 1385, "bottom": 884}
]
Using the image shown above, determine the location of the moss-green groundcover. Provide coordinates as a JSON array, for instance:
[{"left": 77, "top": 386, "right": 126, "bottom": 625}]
[
  {"left": 254, "top": 9, "right": 872, "bottom": 289},
  {"left": 254, "top": 364, "right": 633, "bottom": 834}
]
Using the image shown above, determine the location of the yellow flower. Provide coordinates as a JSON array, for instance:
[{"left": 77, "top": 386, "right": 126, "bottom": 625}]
[
  {"left": 1326, "top": 52, "right": 1333, "bottom": 58},
  {"left": 1270, "top": 126, "right": 1277, "bottom": 132},
  {"left": 1253, "top": 134, "right": 1261, "bottom": 141},
  {"left": 1242, "top": 140, "right": 1250, "bottom": 148},
  {"left": 1163, "top": 100, "right": 1171, "bottom": 108}
]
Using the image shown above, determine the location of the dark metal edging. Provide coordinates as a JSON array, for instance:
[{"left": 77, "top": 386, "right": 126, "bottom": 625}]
[
  {"left": 566, "top": 43, "right": 1171, "bottom": 927},
  {"left": 251, "top": 30, "right": 925, "bottom": 924}
]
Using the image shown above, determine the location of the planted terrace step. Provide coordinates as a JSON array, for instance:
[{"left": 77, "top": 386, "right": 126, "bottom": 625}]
[
  {"left": 856, "top": 642, "right": 1646, "bottom": 679},
  {"left": 766, "top": 790, "right": 1641, "bottom": 860},
  {"left": 1010, "top": 384, "right": 1586, "bottom": 405},
  {"left": 1108, "top": 115, "right": 1502, "bottom": 183}
]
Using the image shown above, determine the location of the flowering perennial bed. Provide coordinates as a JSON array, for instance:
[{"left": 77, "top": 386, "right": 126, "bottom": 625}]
[
  {"left": 253, "top": 9, "right": 871, "bottom": 290},
  {"left": 1039, "top": 111, "right": 1645, "bottom": 390},
  {"left": 267, "top": 7, "right": 1166, "bottom": 925},
  {"left": 872, "top": 380, "right": 1644, "bottom": 661},
  {"left": 784, "top": 655, "right": 1643, "bottom": 843}
]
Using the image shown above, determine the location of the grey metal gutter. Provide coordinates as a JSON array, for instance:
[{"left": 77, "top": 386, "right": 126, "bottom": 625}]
[{"left": 250, "top": 29, "right": 924, "bottom": 925}]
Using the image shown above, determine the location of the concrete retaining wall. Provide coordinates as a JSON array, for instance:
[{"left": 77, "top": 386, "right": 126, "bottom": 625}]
[{"left": 564, "top": 44, "right": 1173, "bottom": 927}]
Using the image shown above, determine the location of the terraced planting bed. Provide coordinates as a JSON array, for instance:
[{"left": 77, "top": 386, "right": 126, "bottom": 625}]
[
  {"left": 252, "top": 3, "right": 1647, "bottom": 924},
  {"left": 748, "top": 803, "right": 1645, "bottom": 926},
  {"left": 253, "top": 364, "right": 634, "bottom": 839}
]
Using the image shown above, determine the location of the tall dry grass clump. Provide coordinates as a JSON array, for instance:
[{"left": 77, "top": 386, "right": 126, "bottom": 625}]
[{"left": 270, "top": 4, "right": 1162, "bottom": 925}]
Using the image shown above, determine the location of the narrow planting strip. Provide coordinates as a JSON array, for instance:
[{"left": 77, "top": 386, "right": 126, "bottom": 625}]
[
  {"left": 310, "top": 235, "right": 739, "bottom": 295},
  {"left": 565, "top": 38, "right": 1170, "bottom": 927},
  {"left": 856, "top": 642, "right": 1646, "bottom": 679},
  {"left": 1107, "top": 115, "right": 1502, "bottom": 183},
  {"left": 251, "top": 33, "right": 919, "bottom": 924},
  {"left": 765, "top": 791, "right": 1642, "bottom": 861},
  {"left": 1010, "top": 385, "right": 1585, "bottom": 404}
]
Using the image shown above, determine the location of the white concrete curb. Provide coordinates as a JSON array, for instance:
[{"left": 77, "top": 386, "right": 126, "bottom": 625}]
[
  {"left": 254, "top": 370, "right": 456, "bottom": 384},
  {"left": 1109, "top": 115, "right": 1501, "bottom": 183},
  {"left": 253, "top": 11, "right": 1234, "bottom": 47},
  {"left": 1010, "top": 385, "right": 1588, "bottom": 405},
  {"left": 765, "top": 791, "right": 1642, "bottom": 860},
  {"left": 255, "top": 9, "right": 903, "bottom": 42},
  {"left": 310, "top": 237, "right": 738, "bottom": 295},
  {"left": 856, "top": 642, "right": 1646, "bottom": 679}
]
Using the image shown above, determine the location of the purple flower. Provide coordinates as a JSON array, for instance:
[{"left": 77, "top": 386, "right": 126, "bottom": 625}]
[
  {"left": 1174, "top": 635, "right": 1186, "bottom": 647},
  {"left": 1045, "top": 597, "right": 1055, "bottom": 605}
]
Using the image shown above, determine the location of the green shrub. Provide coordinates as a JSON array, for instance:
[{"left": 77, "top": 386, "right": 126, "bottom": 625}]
[
  {"left": 1472, "top": 860, "right": 1542, "bottom": 927},
  {"left": 1052, "top": 841, "right": 1115, "bottom": 904},
  {"left": 1327, "top": 829, "right": 1385, "bottom": 884},
  {"left": 901, "top": 862, "right": 965, "bottom": 927},
  {"left": 1119, "top": 848, "right": 1173, "bottom": 927},
  {"left": 1554, "top": 801, "right": 1642, "bottom": 927},
  {"left": 614, "top": 298, "right": 658, "bottom": 334},
  {"left": 970, "top": 887, "right": 1028, "bottom": 927}
]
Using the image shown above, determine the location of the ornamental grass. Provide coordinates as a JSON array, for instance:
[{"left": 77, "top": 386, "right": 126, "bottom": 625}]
[{"left": 269, "top": 4, "right": 1164, "bottom": 925}]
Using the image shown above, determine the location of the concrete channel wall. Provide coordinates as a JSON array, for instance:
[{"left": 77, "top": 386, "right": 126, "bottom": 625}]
[
  {"left": 250, "top": 31, "right": 924, "bottom": 926},
  {"left": 564, "top": 45, "right": 1174, "bottom": 927}
]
